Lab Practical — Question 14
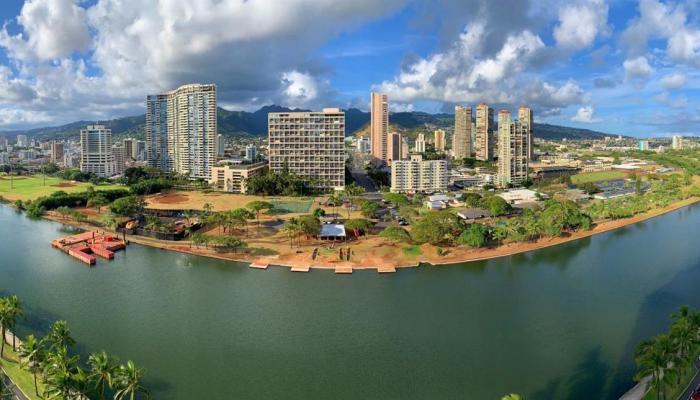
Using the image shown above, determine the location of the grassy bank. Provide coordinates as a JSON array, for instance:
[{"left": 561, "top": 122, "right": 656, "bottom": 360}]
[{"left": 0, "top": 347, "right": 44, "bottom": 400}]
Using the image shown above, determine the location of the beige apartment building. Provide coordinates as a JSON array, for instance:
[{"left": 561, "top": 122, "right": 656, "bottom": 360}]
[
  {"left": 434, "top": 129, "right": 446, "bottom": 152},
  {"left": 209, "top": 162, "right": 267, "bottom": 193},
  {"left": 391, "top": 154, "right": 448, "bottom": 193},
  {"left": 475, "top": 103, "right": 495, "bottom": 161},
  {"left": 80, "top": 125, "right": 114, "bottom": 177},
  {"left": 51, "top": 141, "right": 64, "bottom": 163},
  {"left": 370, "top": 92, "right": 388, "bottom": 164},
  {"left": 518, "top": 106, "right": 534, "bottom": 161},
  {"left": 453, "top": 106, "right": 472, "bottom": 159},
  {"left": 496, "top": 111, "right": 529, "bottom": 187},
  {"left": 268, "top": 108, "right": 345, "bottom": 191},
  {"left": 146, "top": 83, "right": 217, "bottom": 179}
]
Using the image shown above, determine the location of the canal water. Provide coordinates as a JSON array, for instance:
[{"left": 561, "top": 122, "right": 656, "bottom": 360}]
[{"left": 1, "top": 204, "right": 700, "bottom": 399}]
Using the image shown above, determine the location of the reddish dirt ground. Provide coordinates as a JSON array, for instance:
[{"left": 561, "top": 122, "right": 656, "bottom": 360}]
[
  {"left": 51, "top": 182, "right": 77, "bottom": 188},
  {"left": 150, "top": 193, "right": 190, "bottom": 204}
]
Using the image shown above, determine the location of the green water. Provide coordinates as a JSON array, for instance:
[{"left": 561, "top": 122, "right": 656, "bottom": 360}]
[{"left": 1, "top": 204, "right": 700, "bottom": 399}]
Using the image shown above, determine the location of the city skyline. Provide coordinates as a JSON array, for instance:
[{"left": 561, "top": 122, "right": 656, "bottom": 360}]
[{"left": 0, "top": 1, "right": 698, "bottom": 137}]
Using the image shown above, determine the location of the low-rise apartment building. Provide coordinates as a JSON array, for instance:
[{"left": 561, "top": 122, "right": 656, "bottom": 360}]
[
  {"left": 209, "top": 162, "right": 267, "bottom": 193},
  {"left": 390, "top": 154, "right": 448, "bottom": 193}
]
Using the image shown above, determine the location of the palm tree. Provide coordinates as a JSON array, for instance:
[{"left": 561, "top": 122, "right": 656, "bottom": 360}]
[
  {"left": 114, "top": 361, "right": 150, "bottom": 400},
  {"left": 88, "top": 351, "right": 118, "bottom": 400},
  {"left": 46, "top": 320, "right": 76, "bottom": 352},
  {"left": 18, "top": 334, "right": 44, "bottom": 396},
  {"left": 635, "top": 334, "right": 675, "bottom": 400},
  {"left": 501, "top": 395, "right": 522, "bottom": 400},
  {"left": 5, "top": 295, "right": 22, "bottom": 351},
  {"left": 43, "top": 346, "right": 79, "bottom": 400},
  {"left": 0, "top": 298, "right": 9, "bottom": 359},
  {"left": 282, "top": 218, "right": 302, "bottom": 248}
]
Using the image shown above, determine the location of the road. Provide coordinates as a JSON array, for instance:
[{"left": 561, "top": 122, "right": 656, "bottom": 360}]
[
  {"left": 679, "top": 359, "right": 700, "bottom": 400},
  {"left": 350, "top": 169, "right": 377, "bottom": 192}
]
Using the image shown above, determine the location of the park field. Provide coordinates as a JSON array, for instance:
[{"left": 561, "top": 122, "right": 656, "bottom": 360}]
[
  {"left": 571, "top": 170, "right": 627, "bottom": 184},
  {"left": 0, "top": 175, "right": 121, "bottom": 202}
]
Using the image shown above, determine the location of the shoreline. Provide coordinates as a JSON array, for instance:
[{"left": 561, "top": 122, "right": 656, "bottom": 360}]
[{"left": 30, "top": 196, "right": 700, "bottom": 273}]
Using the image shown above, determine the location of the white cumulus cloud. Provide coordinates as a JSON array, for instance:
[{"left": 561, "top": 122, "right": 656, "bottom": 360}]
[
  {"left": 571, "top": 106, "right": 600, "bottom": 123},
  {"left": 659, "top": 73, "right": 687, "bottom": 90},
  {"left": 553, "top": 0, "right": 609, "bottom": 50}
]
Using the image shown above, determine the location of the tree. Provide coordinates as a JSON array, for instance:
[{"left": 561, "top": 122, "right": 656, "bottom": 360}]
[
  {"left": 456, "top": 224, "right": 488, "bottom": 248},
  {"left": 344, "top": 219, "right": 373, "bottom": 238},
  {"left": 312, "top": 207, "right": 326, "bottom": 218},
  {"left": 635, "top": 334, "right": 675, "bottom": 400},
  {"left": 359, "top": 200, "right": 380, "bottom": 219},
  {"left": 46, "top": 320, "right": 76, "bottom": 352},
  {"left": 379, "top": 227, "right": 411, "bottom": 243},
  {"left": 460, "top": 192, "right": 483, "bottom": 208},
  {"left": 0, "top": 299, "right": 9, "bottom": 359},
  {"left": 18, "top": 334, "right": 44, "bottom": 396},
  {"left": 87, "top": 194, "right": 110, "bottom": 214},
  {"left": 383, "top": 193, "right": 409, "bottom": 207},
  {"left": 297, "top": 215, "right": 322, "bottom": 239},
  {"left": 228, "top": 208, "right": 254, "bottom": 236},
  {"left": 88, "top": 350, "right": 119, "bottom": 400},
  {"left": 247, "top": 201, "right": 274, "bottom": 228},
  {"left": 4, "top": 295, "right": 22, "bottom": 351},
  {"left": 282, "top": 218, "right": 303, "bottom": 247},
  {"left": 114, "top": 360, "right": 150, "bottom": 400},
  {"left": 501, "top": 395, "right": 522, "bottom": 400},
  {"left": 410, "top": 211, "right": 464, "bottom": 245},
  {"left": 110, "top": 196, "right": 145, "bottom": 217},
  {"left": 482, "top": 195, "right": 512, "bottom": 217}
]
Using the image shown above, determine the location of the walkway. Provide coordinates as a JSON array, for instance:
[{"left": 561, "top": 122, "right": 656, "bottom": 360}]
[{"left": 1, "top": 330, "right": 29, "bottom": 400}]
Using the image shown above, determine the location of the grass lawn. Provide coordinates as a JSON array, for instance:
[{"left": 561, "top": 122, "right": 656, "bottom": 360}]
[
  {"left": 402, "top": 245, "right": 422, "bottom": 256},
  {"left": 269, "top": 199, "right": 313, "bottom": 214},
  {"left": 571, "top": 171, "right": 627, "bottom": 184},
  {"left": 0, "top": 347, "right": 43, "bottom": 400},
  {"left": 0, "top": 175, "right": 121, "bottom": 202}
]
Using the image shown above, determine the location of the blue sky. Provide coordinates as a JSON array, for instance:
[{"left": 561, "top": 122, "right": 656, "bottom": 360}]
[{"left": 0, "top": 0, "right": 698, "bottom": 137}]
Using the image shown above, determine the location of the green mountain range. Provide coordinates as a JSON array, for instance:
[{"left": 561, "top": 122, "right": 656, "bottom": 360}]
[{"left": 0, "top": 105, "right": 620, "bottom": 141}]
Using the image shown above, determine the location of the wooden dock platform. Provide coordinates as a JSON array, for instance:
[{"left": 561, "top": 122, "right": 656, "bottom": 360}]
[{"left": 290, "top": 264, "right": 311, "bottom": 272}]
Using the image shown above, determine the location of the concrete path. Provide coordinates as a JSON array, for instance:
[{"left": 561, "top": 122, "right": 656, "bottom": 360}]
[
  {"left": 1, "top": 330, "right": 30, "bottom": 400},
  {"left": 619, "top": 377, "right": 650, "bottom": 400}
]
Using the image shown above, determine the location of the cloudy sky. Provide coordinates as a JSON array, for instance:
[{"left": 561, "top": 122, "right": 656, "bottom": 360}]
[{"left": 0, "top": 0, "right": 698, "bottom": 136}]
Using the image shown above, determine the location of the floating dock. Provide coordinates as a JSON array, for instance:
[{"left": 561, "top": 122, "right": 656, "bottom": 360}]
[{"left": 52, "top": 231, "right": 126, "bottom": 265}]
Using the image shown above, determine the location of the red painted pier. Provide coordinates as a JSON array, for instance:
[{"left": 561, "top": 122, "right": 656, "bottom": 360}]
[{"left": 51, "top": 231, "right": 126, "bottom": 265}]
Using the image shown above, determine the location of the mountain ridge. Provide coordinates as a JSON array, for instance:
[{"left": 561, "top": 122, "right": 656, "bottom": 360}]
[{"left": 0, "top": 105, "right": 621, "bottom": 141}]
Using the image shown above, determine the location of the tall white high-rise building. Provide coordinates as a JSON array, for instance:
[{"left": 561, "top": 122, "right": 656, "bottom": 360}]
[
  {"left": 390, "top": 154, "right": 448, "bottom": 193},
  {"left": 672, "top": 135, "right": 684, "bottom": 150},
  {"left": 268, "top": 108, "right": 345, "bottom": 191},
  {"left": 453, "top": 106, "right": 472, "bottom": 159},
  {"left": 414, "top": 133, "right": 426, "bottom": 153},
  {"left": 496, "top": 111, "right": 529, "bottom": 187},
  {"left": 217, "top": 134, "right": 225, "bottom": 157},
  {"left": 80, "top": 125, "right": 115, "bottom": 177},
  {"left": 357, "top": 137, "right": 371, "bottom": 153},
  {"left": 146, "top": 83, "right": 217, "bottom": 179},
  {"left": 245, "top": 144, "right": 257, "bottom": 161},
  {"left": 16, "top": 135, "right": 28, "bottom": 148}
]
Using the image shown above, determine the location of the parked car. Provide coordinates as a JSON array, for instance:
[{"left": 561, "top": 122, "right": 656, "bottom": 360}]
[{"left": 690, "top": 384, "right": 700, "bottom": 400}]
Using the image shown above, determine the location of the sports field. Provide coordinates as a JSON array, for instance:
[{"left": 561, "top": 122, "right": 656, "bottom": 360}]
[
  {"left": 0, "top": 175, "right": 120, "bottom": 201},
  {"left": 570, "top": 170, "right": 627, "bottom": 184},
  {"left": 145, "top": 190, "right": 317, "bottom": 213}
]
